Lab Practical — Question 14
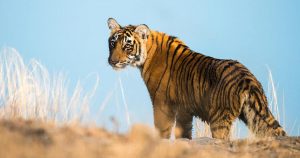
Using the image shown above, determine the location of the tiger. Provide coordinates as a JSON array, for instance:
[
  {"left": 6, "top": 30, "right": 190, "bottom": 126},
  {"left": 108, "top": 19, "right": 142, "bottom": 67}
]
[{"left": 106, "top": 18, "right": 286, "bottom": 140}]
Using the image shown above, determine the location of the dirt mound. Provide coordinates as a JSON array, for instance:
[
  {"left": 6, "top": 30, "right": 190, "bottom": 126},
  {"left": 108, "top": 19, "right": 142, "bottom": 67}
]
[{"left": 0, "top": 119, "right": 299, "bottom": 158}]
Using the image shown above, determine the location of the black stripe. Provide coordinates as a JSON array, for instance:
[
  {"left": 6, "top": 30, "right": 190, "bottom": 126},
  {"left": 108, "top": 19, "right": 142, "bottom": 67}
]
[
  {"left": 196, "top": 56, "right": 209, "bottom": 98},
  {"left": 166, "top": 44, "right": 184, "bottom": 100},
  {"left": 175, "top": 51, "right": 194, "bottom": 105},
  {"left": 142, "top": 34, "right": 154, "bottom": 70},
  {"left": 153, "top": 35, "right": 174, "bottom": 102},
  {"left": 172, "top": 47, "right": 188, "bottom": 101},
  {"left": 125, "top": 32, "right": 131, "bottom": 37},
  {"left": 211, "top": 64, "right": 242, "bottom": 102},
  {"left": 146, "top": 33, "right": 154, "bottom": 52},
  {"left": 182, "top": 53, "right": 197, "bottom": 105},
  {"left": 199, "top": 58, "right": 214, "bottom": 92},
  {"left": 194, "top": 56, "right": 211, "bottom": 115},
  {"left": 236, "top": 75, "right": 249, "bottom": 96},
  {"left": 226, "top": 73, "right": 248, "bottom": 115},
  {"left": 223, "top": 73, "right": 247, "bottom": 117},
  {"left": 177, "top": 52, "right": 197, "bottom": 104},
  {"left": 251, "top": 88, "right": 264, "bottom": 112},
  {"left": 271, "top": 120, "right": 280, "bottom": 129},
  {"left": 215, "top": 59, "right": 228, "bottom": 68},
  {"left": 171, "top": 46, "right": 188, "bottom": 73},
  {"left": 184, "top": 54, "right": 202, "bottom": 106},
  {"left": 198, "top": 57, "right": 212, "bottom": 95},
  {"left": 219, "top": 61, "right": 239, "bottom": 78},
  {"left": 146, "top": 34, "right": 160, "bottom": 85},
  {"left": 187, "top": 54, "right": 204, "bottom": 106}
]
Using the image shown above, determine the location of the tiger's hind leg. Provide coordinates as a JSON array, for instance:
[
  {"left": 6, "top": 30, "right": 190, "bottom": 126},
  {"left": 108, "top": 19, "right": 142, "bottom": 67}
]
[
  {"left": 210, "top": 118, "right": 233, "bottom": 140},
  {"left": 175, "top": 112, "right": 193, "bottom": 139}
]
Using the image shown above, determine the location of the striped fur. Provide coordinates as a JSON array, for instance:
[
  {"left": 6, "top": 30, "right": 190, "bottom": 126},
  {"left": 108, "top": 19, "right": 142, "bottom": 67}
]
[{"left": 107, "top": 18, "right": 286, "bottom": 140}]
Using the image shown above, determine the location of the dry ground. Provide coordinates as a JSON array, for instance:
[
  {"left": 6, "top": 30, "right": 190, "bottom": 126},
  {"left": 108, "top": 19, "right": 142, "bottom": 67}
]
[{"left": 0, "top": 119, "right": 299, "bottom": 158}]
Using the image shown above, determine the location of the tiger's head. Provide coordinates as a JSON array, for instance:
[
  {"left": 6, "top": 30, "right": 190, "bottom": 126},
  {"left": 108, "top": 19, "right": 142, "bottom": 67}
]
[{"left": 107, "top": 18, "right": 150, "bottom": 70}]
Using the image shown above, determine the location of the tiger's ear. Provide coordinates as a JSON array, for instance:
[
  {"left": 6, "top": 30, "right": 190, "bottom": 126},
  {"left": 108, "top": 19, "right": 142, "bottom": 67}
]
[
  {"left": 134, "top": 24, "right": 150, "bottom": 40},
  {"left": 107, "top": 18, "right": 121, "bottom": 33}
]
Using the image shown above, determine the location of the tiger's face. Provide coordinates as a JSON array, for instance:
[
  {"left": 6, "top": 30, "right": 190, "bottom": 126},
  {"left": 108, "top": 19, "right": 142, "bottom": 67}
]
[{"left": 107, "top": 18, "right": 150, "bottom": 70}]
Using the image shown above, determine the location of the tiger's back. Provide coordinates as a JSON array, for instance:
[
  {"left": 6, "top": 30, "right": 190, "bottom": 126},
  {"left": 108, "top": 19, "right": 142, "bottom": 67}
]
[{"left": 107, "top": 18, "right": 286, "bottom": 140}]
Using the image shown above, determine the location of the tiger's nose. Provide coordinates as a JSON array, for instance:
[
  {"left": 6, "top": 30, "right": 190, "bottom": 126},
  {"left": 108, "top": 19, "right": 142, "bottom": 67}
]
[{"left": 108, "top": 59, "right": 118, "bottom": 65}]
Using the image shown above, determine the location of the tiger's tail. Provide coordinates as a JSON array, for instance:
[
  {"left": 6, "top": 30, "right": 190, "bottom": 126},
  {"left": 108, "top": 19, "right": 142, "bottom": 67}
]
[{"left": 239, "top": 83, "right": 286, "bottom": 137}]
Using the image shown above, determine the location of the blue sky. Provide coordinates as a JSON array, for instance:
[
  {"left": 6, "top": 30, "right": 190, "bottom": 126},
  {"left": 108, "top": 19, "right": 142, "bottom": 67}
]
[{"left": 0, "top": 0, "right": 299, "bottom": 136}]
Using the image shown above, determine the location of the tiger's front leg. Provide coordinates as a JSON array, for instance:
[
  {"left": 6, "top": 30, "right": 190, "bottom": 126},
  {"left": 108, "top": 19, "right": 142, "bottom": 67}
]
[{"left": 153, "top": 104, "right": 175, "bottom": 139}]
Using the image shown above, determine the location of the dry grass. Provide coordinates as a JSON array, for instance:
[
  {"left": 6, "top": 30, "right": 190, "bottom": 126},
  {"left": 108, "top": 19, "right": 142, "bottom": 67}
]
[{"left": 0, "top": 47, "right": 98, "bottom": 124}]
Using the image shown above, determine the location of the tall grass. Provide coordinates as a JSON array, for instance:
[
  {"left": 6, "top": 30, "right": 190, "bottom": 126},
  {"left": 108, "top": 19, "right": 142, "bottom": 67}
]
[
  {"left": 119, "top": 77, "right": 131, "bottom": 126},
  {"left": 0, "top": 47, "right": 98, "bottom": 124}
]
